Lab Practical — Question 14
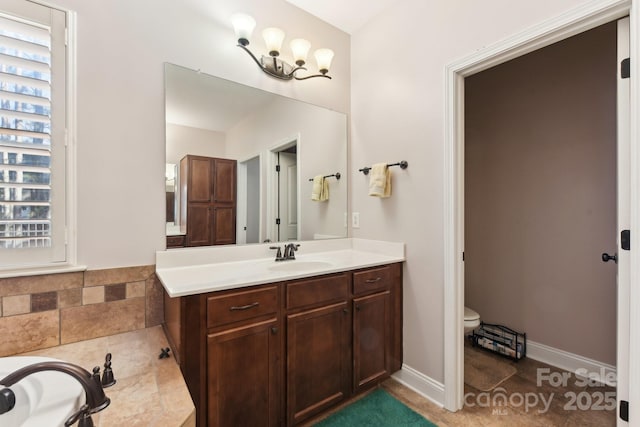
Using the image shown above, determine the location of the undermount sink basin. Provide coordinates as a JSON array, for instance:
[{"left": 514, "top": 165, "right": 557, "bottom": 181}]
[
  {"left": 268, "top": 260, "right": 333, "bottom": 272},
  {"left": 0, "top": 356, "right": 84, "bottom": 427}
]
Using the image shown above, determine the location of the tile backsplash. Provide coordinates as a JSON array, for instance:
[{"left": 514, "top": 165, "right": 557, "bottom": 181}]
[{"left": 0, "top": 265, "right": 164, "bottom": 357}]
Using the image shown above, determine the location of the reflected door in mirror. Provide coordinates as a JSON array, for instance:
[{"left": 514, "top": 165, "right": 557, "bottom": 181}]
[{"left": 180, "top": 155, "right": 237, "bottom": 246}]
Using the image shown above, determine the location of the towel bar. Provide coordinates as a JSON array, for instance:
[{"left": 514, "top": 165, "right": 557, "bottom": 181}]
[
  {"left": 359, "top": 160, "right": 408, "bottom": 175},
  {"left": 308, "top": 172, "right": 341, "bottom": 181}
]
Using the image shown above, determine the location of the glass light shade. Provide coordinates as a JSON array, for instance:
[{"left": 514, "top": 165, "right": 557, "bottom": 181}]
[
  {"left": 314, "top": 48, "right": 334, "bottom": 74},
  {"left": 290, "top": 38, "right": 311, "bottom": 66},
  {"left": 262, "top": 27, "right": 285, "bottom": 56},
  {"left": 230, "top": 13, "right": 256, "bottom": 45}
]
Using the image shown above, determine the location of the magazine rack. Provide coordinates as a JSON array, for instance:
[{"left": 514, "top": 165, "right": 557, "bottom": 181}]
[{"left": 471, "top": 321, "right": 526, "bottom": 361}]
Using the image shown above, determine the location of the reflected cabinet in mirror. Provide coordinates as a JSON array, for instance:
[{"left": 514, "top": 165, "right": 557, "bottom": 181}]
[{"left": 165, "top": 63, "right": 348, "bottom": 247}]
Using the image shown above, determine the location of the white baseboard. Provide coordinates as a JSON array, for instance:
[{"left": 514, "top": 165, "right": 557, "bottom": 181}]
[
  {"left": 526, "top": 340, "right": 617, "bottom": 387},
  {"left": 392, "top": 364, "right": 445, "bottom": 407}
]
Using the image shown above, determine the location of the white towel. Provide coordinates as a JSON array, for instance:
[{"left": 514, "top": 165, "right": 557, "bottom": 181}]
[
  {"left": 368, "top": 163, "right": 391, "bottom": 197},
  {"left": 311, "top": 175, "right": 329, "bottom": 202}
]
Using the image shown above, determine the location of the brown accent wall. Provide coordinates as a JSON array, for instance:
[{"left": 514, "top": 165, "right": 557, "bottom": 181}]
[
  {"left": 0, "top": 265, "right": 164, "bottom": 356},
  {"left": 464, "top": 22, "right": 617, "bottom": 365}
]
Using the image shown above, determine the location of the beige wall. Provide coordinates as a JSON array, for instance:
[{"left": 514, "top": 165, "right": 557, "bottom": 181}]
[
  {"left": 166, "top": 124, "right": 227, "bottom": 165},
  {"left": 464, "top": 23, "right": 617, "bottom": 365},
  {"left": 350, "top": 0, "right": 597, "bottom": 384}
]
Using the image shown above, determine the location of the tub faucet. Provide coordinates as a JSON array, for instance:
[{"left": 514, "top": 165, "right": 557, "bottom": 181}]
[{"left": 0, "top": 360, "right": 110, "bottom": 427}]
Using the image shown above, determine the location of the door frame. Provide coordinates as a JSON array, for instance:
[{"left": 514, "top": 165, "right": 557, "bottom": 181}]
[
  {"left": 236, "top": 154, "right": 262, "bottom": 244},
  {"left": 443, "top": 0, "right": 638, "bottom": 420},
  {"left": 266, "top": 135, "right": 301, "bottom": 243}
]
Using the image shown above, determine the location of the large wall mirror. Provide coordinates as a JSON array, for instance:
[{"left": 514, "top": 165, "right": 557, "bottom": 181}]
[{"left": 165, "top": 63, "right": 348, "bottom": 246}]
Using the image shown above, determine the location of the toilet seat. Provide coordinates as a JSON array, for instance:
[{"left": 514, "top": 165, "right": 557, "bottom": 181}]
[{"left": 464, "top": 307, "right": 480, "bottom": 321}]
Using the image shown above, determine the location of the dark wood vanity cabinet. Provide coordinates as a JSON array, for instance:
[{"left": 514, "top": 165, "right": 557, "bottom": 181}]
[
  {"left": 165, "top": 285, "right": 283, "bottom": 427},
  {"left": 166, "top": 234, "right": 186, "bottom": 248},
  {"left": 352, "top": 264, "right": 402, "bottom": 392},
  {"left": 207, "top": 318, "right": 280, "bottom": 427},
  {"left": 163, "top": 262, "right": 402, "bottom": 427},
  {"left": 285, "top": 273, "right": 351, "bottom": 425},
  {"left": 179, "top": 155, "right": 236, "bottom": 247}
]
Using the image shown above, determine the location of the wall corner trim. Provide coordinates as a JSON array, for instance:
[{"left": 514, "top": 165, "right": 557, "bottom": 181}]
[{"left": 392, "top": 365, "right": 445, "bottom": 408}]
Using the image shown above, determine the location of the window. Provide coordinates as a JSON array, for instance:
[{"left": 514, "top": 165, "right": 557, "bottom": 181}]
[{"left": 0, "top": 1, "right": 69, "bottom": 269}]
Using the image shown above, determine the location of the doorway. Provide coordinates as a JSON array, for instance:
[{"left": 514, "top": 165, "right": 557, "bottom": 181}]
[
  {"left": 237, "top": 155, "right": 261, "bottom": 244},
  {"left": 268, "top": 138, "right": 299, "bottom": 242},
  {"left": 462, "top": 19, "right": 618, "bottom": 422},
  {"left": 465, "top": 21, "right": 617, "bottom": 368},
  {"left": 443, "top": 2, "right": 635, "bottom": 424}
]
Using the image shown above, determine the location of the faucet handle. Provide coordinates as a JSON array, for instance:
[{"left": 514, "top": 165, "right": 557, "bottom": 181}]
[
  {"left": 101, "top": 353, "right": 116, "bottom": 387},
  {"left": 64, "top": 404, "right": 92, "bottom": 427},
  {"left": 0, "top": 388, "right": 15, "bottom": 415},
  {"left": 269, "top": 246, "right": 283, "bottom": 260},
  {"left": 288, "top": 243, "right": 300, "bottom": 259}
]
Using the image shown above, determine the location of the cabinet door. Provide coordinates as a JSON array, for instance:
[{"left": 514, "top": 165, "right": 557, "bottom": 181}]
[
  {"left": 212, "top": 206, "right": 235, "bottom": 245},
  {"left": 287, "top": 302, "right": 350, "bottom": 425},
  {"left": 213, "top": 158, "right": 236, "bottom": 203},
  {"left": 186, "top": 204, "right": 211, "bottom": 246},
  {"left": 207, "top": 318, "right": 280, "bottom": 427},
  {"left": 353, "top": 291, "right": 391, "bottom": 393},
  {"left": 188, "top": 156, "right": 212, "bottom": 203}
]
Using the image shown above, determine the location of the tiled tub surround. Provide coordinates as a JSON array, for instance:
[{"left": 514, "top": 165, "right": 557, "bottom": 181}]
[
  {"left": 156, "top": 238, "right": 405, "bottom": 296},
  {"left": 20, "top": 326, "right": 195, "bottom": 426},
  {"left": 0, "top": 265, "right": 164, "bottom": 357}
]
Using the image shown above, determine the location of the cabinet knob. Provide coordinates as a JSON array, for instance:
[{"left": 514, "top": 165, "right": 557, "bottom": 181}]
[
  {"left": 271, "top": 327, "right": 278, "bottom": 335},
  {"left": 343, "top": 308, "right": 348, "bottom": 314}
]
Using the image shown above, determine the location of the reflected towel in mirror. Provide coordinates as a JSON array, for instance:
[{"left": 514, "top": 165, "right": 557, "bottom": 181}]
[
  {"left": 311, "top": 175, "right": 329, "bottom": 201},
  {"left": 311, "top": 175, "right": 329, "bottom": 202}
]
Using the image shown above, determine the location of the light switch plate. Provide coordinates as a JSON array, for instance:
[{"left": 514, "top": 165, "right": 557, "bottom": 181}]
[{"left": 352, "top": 212, "right": 360, "bottom": 228}]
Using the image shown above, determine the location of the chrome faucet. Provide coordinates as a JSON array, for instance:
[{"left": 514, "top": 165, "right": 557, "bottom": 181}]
[
  {"left": 269, "top": 243, "right": 300, "bottom": 261},
  {"left": 0, "top": 360, "right": 110, "bottom": 427}
]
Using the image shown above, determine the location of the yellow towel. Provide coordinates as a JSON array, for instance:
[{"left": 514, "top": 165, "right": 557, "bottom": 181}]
[
  {"left": 321, "top": 177, "right": 329, "bottom": 201},
  {"left": 368, "top": 163, "right": 391, "bottom": 198},
  {"left": 311, "top": 175, "right": 329, "bottom": 202}
]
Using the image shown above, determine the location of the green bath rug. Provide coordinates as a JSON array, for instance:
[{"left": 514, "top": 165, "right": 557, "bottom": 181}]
[{"left": 314, "top": 389, "right": 437, "bottom": 427}]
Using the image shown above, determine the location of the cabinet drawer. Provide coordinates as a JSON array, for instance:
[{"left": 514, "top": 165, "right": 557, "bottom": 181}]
[
  {"left": 353, "top": 265, "right": 392, "bottom": 296},
  {"left": 166, "top": 235, "right": 186, "bottom": 248},
  {"left": 286, "top": 274, "right": 349, "bottom": 310},
  {"left": 207, "top": 286, "right": 278, "bottom": 329}
]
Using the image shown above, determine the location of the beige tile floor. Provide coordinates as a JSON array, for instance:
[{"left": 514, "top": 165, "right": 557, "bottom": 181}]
[
  {"left": 306, "top": 345, "right": 616, "bottom": 426},
  {"left": 382, "top": 348, "right": 616, "bottom": 427}
]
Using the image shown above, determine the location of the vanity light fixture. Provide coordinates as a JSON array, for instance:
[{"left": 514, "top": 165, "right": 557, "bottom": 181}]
[{"left": 230, "top": 13, "right": 334, "bottom": 81}]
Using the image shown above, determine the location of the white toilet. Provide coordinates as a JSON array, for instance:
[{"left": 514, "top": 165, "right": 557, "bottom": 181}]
[{"left": 464, "top": 306, "right": 481, "bottom": 335}]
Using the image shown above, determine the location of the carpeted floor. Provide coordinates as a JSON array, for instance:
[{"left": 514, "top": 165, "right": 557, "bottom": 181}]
[{"left": 313, "top": 389, "right": 437, "bottom": 426}]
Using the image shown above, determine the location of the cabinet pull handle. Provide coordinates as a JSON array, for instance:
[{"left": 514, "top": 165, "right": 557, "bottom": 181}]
[
  {"left": 343, "top": 308, "right": 348, "bottom": 314},
  {"left": 365, "top": 277, "right": 382, "bottom": 284},
  {"left": 271, "top": 327, "right": 278, "bottom": 334},
  {"left": 229, "top": 302, "right": 259, "bottom": 311}
]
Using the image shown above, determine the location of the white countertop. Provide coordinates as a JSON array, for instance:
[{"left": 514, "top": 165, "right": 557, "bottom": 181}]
[{"left": 156, "top": 238, "right": 404, "bottom": 297}]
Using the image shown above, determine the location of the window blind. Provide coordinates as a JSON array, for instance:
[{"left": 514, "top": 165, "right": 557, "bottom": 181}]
[
  {"left": 0, "top": 14, "right": 52, "bottom": 249},
  {"left": 0, "top": 1, "right": 67, "bottom": 268}
]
